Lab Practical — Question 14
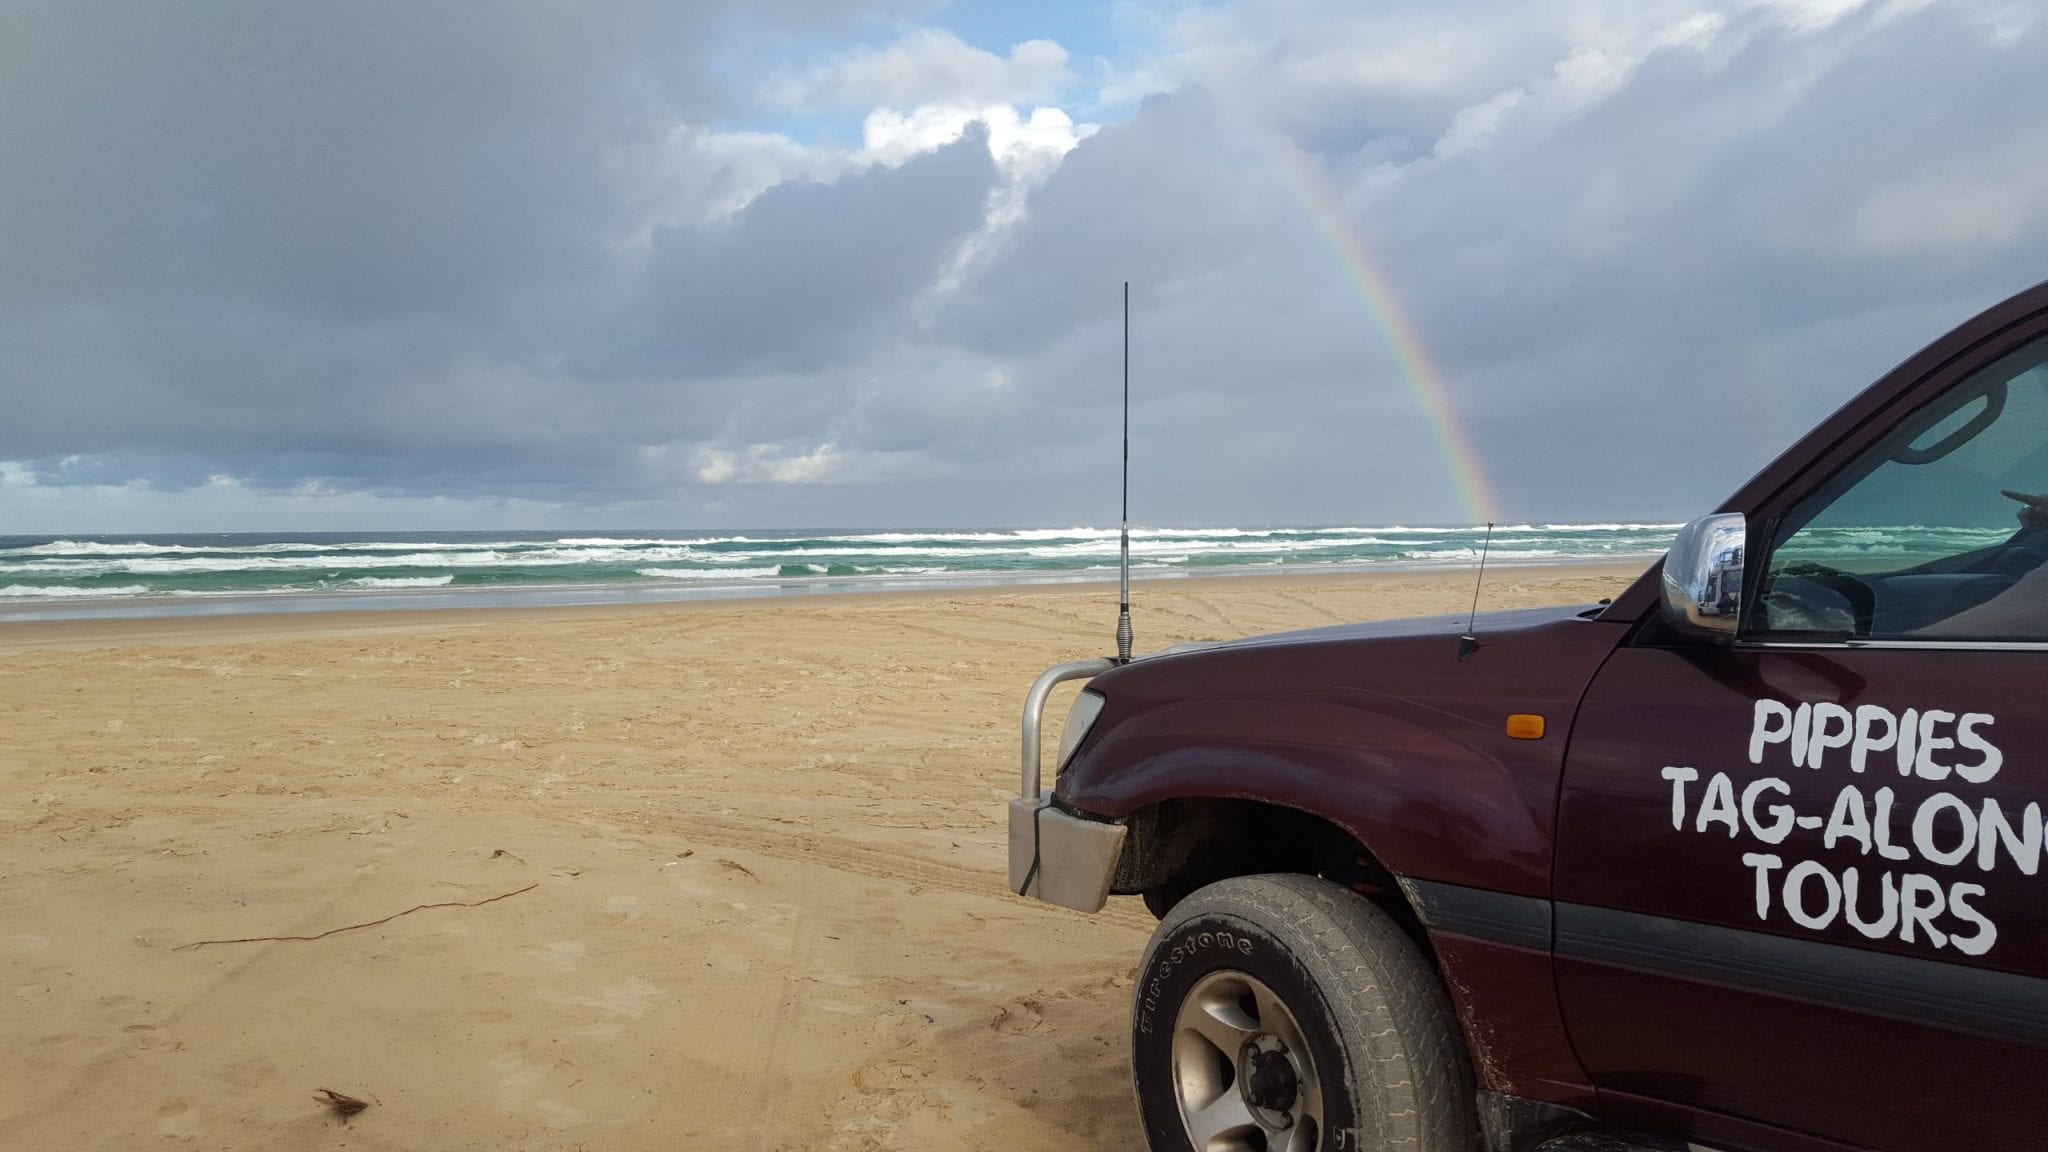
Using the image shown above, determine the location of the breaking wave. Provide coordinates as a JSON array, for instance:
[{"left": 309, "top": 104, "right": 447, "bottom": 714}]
[{"left": 0, "top": 523, "right": 1686, "bottom": 611}]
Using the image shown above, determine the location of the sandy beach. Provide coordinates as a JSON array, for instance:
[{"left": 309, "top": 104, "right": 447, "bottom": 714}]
[{"left": 0, "top": 566, "right": 1637, "bottom": 1151}]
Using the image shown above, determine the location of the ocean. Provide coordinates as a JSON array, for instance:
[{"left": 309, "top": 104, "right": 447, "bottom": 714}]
[{"left": 0, "top": 525, "right": 1683, "bottom": 621}]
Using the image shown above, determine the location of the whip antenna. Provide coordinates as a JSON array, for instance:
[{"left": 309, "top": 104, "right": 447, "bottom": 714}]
[
  {"left": 1116, "top": 281, "right": 1134, "bottom": 663},
  {"left": 1456, "top": 521, "right": 1494, "bottom": 662}
]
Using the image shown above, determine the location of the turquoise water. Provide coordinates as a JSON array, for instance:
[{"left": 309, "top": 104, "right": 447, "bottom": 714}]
[{"left": 0, "top": 525, "right": 1683, "bottom": 620}]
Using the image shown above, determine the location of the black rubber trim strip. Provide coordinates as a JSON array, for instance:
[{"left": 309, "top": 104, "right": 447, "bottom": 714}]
[
  {"left": 1555, "top": 902, "right": 2048, "bottom": 1047},
  {"left": 1405, "top": 878, "right": 1553, "bottom": 951},
  {"left": 1403, "top": 880, "right": 2048, "bottom": 1047}
]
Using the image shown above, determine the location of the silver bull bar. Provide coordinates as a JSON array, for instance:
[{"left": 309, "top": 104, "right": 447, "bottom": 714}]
[{"left": 1007, "top": 658, "right": 1128, "bottom": 912}]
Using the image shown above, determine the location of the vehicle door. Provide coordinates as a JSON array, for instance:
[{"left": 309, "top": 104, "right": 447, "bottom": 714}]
[{"left": 1555, "top": 321, "right": 2048, "bottom": 1151}]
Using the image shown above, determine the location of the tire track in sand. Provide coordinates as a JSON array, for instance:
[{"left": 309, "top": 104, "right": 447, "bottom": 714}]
[{"left": 577, "top": 806, "right": 1157, "bottom": 932}]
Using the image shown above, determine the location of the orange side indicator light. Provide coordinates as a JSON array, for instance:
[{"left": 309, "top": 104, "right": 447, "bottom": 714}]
[{"left": 1505, "top": 714, "right": 1546, "bottom": 740}]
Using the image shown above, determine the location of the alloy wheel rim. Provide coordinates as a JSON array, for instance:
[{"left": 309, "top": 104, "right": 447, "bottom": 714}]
[{"left": 1170, "top": 969, "right": 1323, "bottom": 1152}]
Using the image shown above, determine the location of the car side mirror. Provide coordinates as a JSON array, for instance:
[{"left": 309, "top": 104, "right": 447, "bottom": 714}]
[{"left": 1661, "top": 513, "right": 1746, "bottom": 640}]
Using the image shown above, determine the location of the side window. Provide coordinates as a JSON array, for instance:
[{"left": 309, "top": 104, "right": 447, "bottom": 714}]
[{"left": 1751, "top": 335, "right": 2048, "bottom": 642}]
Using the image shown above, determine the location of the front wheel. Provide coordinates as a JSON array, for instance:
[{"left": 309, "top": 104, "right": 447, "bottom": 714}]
[{"left": 1131, "top": 874, "right": 1476, "bottom": 1152}]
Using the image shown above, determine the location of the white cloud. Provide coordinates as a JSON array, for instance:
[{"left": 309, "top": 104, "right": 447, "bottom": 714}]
[
  {"left": 651, "top": 29, "right": 1095, "bottom": 270},
  {"left": 1843, "top": 149, "right": 2048, "bottom": 255},
  {"left": 1975, "top": 0, "right": 2038, "bottom": 46},
  {"left": 862, "top": 103, "right": 1094, "bottom": 295},
  {"left": 1434, "top": 89, "right": 1527, "bottom": 158},
  {"left": 1658, "top": 11, "right": 1732, "bottom": 48},
  {"left": 1756, "top": 0, "right": 1872, "bottom": 32},
  {"left": 1344, "top": 1, "right": 1973, "bottom": 179},
  {"left": 763, "top": 29, "right": 1072, "bottom": 112},
  {"left": 647, "top": 96, "right": 1093, "bottom": 321},
  {"left": 861, "top": 102, "right": 1089, "bottom": 180},
  {"left": 648, "top": 98, "right": 1091, "bottom": 242},
  {"left": 1101, "top": 2, "right": 1629, "bottom": 111},
  {"left": 692, "top": 442, "right": 929, "bottom": 485},
  {"left": 652, "top": 127, "right": 867, "bottom": 226},
  {"left": 1551, "top": 44, "right": 1633, "bottom": 106}
]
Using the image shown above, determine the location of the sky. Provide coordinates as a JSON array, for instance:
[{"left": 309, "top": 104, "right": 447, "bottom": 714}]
[{"left": 4, "top": 0, "right": 2047, "bottom": 533}]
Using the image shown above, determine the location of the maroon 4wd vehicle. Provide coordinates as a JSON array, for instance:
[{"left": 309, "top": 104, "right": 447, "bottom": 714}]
[{"left": 1007, "top": 280, "right": 2048, "bottom": 1152}]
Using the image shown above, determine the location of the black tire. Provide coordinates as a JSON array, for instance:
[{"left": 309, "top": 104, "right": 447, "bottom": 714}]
[{"left": 1131, "top": 873, "right": 1476, "bottom": 1152}]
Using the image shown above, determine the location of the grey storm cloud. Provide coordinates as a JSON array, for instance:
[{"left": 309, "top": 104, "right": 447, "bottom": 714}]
[
  {"left": 936, "top": 1, "right": 2048, "bottom": 525},
  {"left": 3, "top": 3, "right": 722, "bottom": 314},
  {"left": 2, "top": 0, "right": 2047, "bottom": 531},
  {"left": 1, "top": 0, "right": 923, "bottom": 482},
  {"left": 622, "top": 131, "right": 1000, "bottom": 378}
]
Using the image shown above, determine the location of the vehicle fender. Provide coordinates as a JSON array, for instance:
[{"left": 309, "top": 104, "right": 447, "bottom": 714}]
[
  {"left": 1058, "top": 688, "right": 1555, "bottom": 895},
  {"left": 1055, "top": 614, "right": 1628, "bottom": 895}
]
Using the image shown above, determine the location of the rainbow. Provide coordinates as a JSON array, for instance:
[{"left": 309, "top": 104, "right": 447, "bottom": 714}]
[{"left": 1273, "top": 143, "right": 1501, "bottom": 525}]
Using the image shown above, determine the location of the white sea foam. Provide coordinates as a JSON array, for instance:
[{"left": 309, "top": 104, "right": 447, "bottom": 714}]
[
  {"left": 634, "top": 566, "right": 783, "bottom": 580},
  {"left": 1529, "top": 522, "right": 1687, "bottom": 532},
  {"left": 350, "top": 575, "right": 455, "bottom": 588},
  {"left": 0, "top": 583, "right": 151, "bottom": 599},
  {"left": 0, "top": 529, "right": 1678, "bottom": 578},
  {"left": 0, "top": 525, "right": 1694, "bottom": 561},
  {"left": 0, "top": 524, "right": 1691, "bottom": 609},
  {"left": 558, "top": 535, "right": 760, "bottom": 547},
  {"left": 0, "top": 546, "right": 702, "bottom": 574},
  {"left": 8, "top": 538, "right": 538, "bottom": 557}
]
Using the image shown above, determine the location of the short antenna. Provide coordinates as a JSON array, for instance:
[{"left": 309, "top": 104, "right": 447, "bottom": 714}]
[
  {"left": 1456, "top": 521, "right": 1495, "bottom": 662},
  {"left": 1116, "top": 281, "right": 1134, "bottom": 663}
]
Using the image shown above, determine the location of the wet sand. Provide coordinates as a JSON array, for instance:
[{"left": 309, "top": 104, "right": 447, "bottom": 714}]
[{"left": 0, "top": 565, "right": 1637, "bottom": 1150}]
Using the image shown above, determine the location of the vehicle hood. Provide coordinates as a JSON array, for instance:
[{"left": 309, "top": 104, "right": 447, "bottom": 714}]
[{"left": 1135, "top": 602, "right": 1595, "bottom": 663}]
